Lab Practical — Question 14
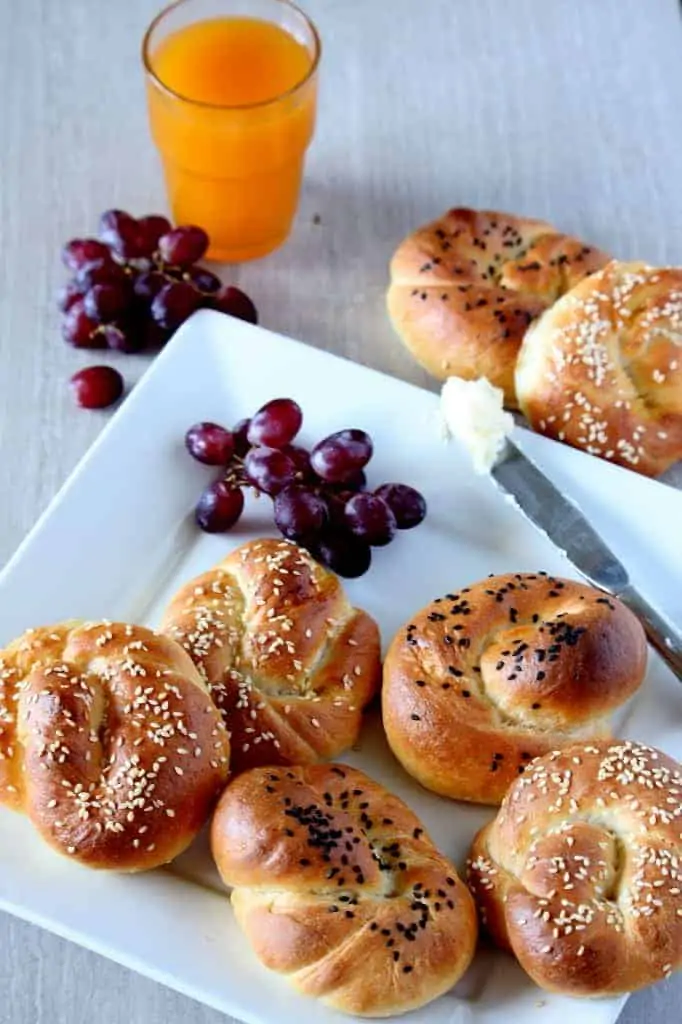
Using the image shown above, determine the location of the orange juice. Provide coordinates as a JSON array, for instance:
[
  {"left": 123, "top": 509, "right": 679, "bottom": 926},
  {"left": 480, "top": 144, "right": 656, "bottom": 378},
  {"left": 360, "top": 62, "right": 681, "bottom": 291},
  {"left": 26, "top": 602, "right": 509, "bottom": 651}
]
[{"left": 144, "top": 3, "right": 319, "bottom": 261}]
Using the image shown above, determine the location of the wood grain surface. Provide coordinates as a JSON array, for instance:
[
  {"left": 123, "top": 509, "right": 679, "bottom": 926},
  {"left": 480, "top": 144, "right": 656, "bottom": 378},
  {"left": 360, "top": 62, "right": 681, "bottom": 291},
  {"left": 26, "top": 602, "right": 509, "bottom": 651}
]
[{"left": 0, "top": 0, "right": 681, "bottom": 1020}]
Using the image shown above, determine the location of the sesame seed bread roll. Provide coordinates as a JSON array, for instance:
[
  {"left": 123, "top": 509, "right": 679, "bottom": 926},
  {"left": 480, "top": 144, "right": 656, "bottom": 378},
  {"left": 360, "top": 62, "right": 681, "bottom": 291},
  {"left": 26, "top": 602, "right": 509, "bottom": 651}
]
[
  {"left": 211, "top": 762, "right": 477, "bottom": 1017},
  {"left": 0, "top": 621, "right": 230, "bottom": 870},
  {"left": 382, "top": 573, "right": 647, "bottom": 805},
  {"left": 515, "top": 260, "right": 682, "bottom": 475},
  {"left": 161, "top": 539, "right": 381, "bottom": 776},
  {"left": 467, "top": 740, "right": 682, "bottom": 996},
  {"left": 386, "top": 207, "right": 609, "bottom": 407}
]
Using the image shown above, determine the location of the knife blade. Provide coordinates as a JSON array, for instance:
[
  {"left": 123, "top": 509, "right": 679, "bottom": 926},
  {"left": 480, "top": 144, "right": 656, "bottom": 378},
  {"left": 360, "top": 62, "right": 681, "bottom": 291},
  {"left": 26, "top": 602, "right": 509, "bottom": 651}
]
[{"left": 491, "top": 440, "right": 682, "bottom": 681}]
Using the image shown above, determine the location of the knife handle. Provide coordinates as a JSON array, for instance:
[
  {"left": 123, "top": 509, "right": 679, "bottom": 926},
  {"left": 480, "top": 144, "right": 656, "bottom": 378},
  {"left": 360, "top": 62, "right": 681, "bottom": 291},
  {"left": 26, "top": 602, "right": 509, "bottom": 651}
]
[{"left": 618, "top": 584, "right": 682, "bottom": 683}]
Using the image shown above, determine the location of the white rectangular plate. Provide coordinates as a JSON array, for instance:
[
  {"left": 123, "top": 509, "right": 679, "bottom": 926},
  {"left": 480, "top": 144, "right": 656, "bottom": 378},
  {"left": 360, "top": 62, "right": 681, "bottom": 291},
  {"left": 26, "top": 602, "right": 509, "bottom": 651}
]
[{"left": 1, "top": 310, "right": 681, "bottom": 1024}]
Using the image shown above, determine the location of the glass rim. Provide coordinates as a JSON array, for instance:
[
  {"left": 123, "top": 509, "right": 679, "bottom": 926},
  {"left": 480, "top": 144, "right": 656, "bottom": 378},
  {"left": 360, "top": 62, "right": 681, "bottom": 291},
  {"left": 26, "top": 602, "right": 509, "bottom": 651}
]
[{"left": 142, "top": 0, "right": 321, "bottom": 111}]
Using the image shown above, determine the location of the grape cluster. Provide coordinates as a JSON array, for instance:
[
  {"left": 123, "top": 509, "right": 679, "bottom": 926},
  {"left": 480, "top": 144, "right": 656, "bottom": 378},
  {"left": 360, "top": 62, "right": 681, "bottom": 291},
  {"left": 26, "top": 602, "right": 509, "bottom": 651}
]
[
  {"left": 59, "top": 209, "right": 258, "bottom": 409},
  {"left": 185, "top": 398, "right": 427, "bottom": 578}
]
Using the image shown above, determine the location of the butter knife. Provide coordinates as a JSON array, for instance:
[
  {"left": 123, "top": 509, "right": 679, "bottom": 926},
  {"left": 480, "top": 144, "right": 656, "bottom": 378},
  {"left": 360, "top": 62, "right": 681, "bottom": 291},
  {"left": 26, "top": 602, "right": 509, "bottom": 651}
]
[{"left": 492, "top": 440, "right": 682, "bottom": 681}]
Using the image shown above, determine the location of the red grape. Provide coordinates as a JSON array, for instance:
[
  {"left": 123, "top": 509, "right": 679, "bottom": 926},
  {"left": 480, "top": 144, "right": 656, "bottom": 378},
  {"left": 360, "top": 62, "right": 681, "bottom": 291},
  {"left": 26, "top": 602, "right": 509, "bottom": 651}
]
[
  {"left": 315, "top": 532, "right": 372, "bottom": 579},
  {"left": 232, "top": 418, "right": 251, "bottom": 457},
  {"left": 374, "top": 483, "right": 427, "bottom": 529},
  {"left": 100, "top": 323, "right": 145, "bottom": 353},
  {"left": 76, "top": 257, "right": 128, "bottom": 291},
  {"left": 158, "top": 226, "right": 209, "bottom": 267},
  {"left": 195, "top": 480, "right": 244, "bottom": 532},
  {"left": 99, "top": 209, "right": 144, "bottom": 259},
  {"left": 327, "top": 468, "right": 367, "bottom": 493},
  {"left": 151, "top": 281, "right": 201, "bottom": 331},
  {"left": 186, "top": 422, "right": 235, "bottom": 465},
  {"left": 310, "top": 429, "right": 373, "bottom": 483},
  {"left": 274, "top": 486, "right": 327, "bottom": 541},
  {"left": 137, "top": 214, "right": 172, "bottom": 255},
  {"left": 61, "top": 299, "right": 104, "bottom": 348},
  {"left": 83, "top": 282, "right": 132, "bottom": 322},
  {"left": 62, "top": 238, "right": 111, "bottom": 272},
  {"left": 57, "top": 279, "right": 85, "bottom": 313},
  {"left": 133, "top": 270, "right": 167, "bottom": 303},
  {"left": 244, "top": 446, "right": 296, "bottom": 495},
  {"left": 69, "top": 366, "right": 124, "bottom": 409},
  {"left": 282, "top": 443, "right": 312, "bottom": 481},
  {"left": 142, "top": 320, "right": 170, "bottom": 349},
  {"left": 344, "top": 493, "right": 396, "bottom": 547},
  {"left": 187, "top": 267, "right": 222, "bottom": 294},
  {"left": 247, "top": 398, "right": 302, "bottom": 448},
  {"left": 211, "top": 286, "right": 258, "bottom": 324}
]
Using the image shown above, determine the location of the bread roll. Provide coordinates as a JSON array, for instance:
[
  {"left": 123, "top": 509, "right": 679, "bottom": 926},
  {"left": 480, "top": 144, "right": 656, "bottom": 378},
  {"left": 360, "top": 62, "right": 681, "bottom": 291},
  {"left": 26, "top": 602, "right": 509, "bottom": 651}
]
[
  {"left": 161, "top": 539, "right": 381, "bottom": 775},
  {"left": 382, "top": 573, "right": 647, "bottom": 804},
  {"left": 387, "top": 207, "right": 609, "bottom": 406},
  {"left": 211, "top": 762, "right": 477, "bottom": 1017},
  {"left": 467, "top": 740, "right": 682, "bottom": 995},
  {"left": 515, "top": 259, "right": 682, "bottom": 475},
  {"left": 0, "top": 621, "right": 230, "bottom": 870}
]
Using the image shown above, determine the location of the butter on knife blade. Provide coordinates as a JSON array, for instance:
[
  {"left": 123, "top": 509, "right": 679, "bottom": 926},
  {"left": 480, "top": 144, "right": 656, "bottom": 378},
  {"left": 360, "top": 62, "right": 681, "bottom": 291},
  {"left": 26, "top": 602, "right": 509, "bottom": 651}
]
[{"left": 440, "top": 376, "right": 514, "bottom": 474}]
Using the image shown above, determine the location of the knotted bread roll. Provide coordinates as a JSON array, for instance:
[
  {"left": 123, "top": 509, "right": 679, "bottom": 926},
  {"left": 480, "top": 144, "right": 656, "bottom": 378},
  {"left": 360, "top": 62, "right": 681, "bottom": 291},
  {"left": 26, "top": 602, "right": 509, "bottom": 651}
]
[
  {"left": 515, "top": 259, "right": 682, "bottom": 475},
  {"left": 0, "top": 621, "right": 230, "bottom": 870},
  {"left": 467, "top": 740, "right": 682, "bottom": 995},
  {"left": 382, "top": 573, "right": 647, "bottom": 804},
  {"left": 161, "top": 539, "right": 381, "bottom": 775},
  {"left": 387, "top": 207, "right": 609, "bottom": 406},
  {"left": 211, "top": 762, "right": 477, "bottom": 1017}
]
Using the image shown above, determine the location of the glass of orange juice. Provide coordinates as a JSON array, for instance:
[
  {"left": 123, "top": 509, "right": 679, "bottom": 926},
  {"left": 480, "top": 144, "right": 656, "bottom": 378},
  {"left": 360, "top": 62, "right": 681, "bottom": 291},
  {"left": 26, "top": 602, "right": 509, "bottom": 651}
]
[{"left": 143, "top": 0, "right": 320, "bottom": 262}]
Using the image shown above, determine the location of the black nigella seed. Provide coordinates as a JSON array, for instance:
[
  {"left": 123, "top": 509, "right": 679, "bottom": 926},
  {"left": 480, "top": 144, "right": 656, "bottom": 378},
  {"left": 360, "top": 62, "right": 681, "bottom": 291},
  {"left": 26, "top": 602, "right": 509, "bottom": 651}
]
[
  {"left": 496, "top": 661, "right": 504, "bottom": 670},
  {"left": 447, "top": 900, "right": 455, "bottom": 909},
  {"left": 411, "top": 713, "right": 421, "bottom": 721},
  {"left": 413, "top": 828, "right": 423, "bottom": 839},
  {"left": 331, "top": 767, "right": 346, "bottom": 777},
  {"left": 370, "top": 922, "right": 378, "bottom": 931},
  {"left": 345, "top": 911, "right": 354, "bottom": 919},
  {"left": 537, "top": 671, "right": 546, "bottom": 681},
  {"left": 381, "top": 928, "right": 391, "bottom": 936},
  {"left": 416, "top": 679, "right": 426, "bottom": 687},
  {"left": 383, "top": 818, "right": 394, "bottom": 825},
  {"left": 299, "top": 858, "right": 310, "bottom": 866},
  {"left": 458, "top": 638, "right": 471, "bottom": 649},
  {"left": 531, "top": 702, "right": 541, "bottom": 710},
  {"left": 462, "top": 690, "right": 471, "bottom": 698},
  {"left": 403, "top": 965, "right": 413, "bottom": 974},
  {"left": 490, "top": 762, "right": 499, "bottom": 772},
  {"left": 446, "top": 877, "right": 455, "bottom": 886},
  {"left": 442, "top": 682, "right": 451, "bottom": 690},
  {"left": 443, "top": 635, "right": 454, "bottom": 645},
  {"left": 284, "top": 828, "right": 294, "bottom": 836},
  {"left": 448, "top": 666, "right": 463, "bottom": 677},
  {"left": 393, "top": 951, "right": 400, "bottom": 962}
]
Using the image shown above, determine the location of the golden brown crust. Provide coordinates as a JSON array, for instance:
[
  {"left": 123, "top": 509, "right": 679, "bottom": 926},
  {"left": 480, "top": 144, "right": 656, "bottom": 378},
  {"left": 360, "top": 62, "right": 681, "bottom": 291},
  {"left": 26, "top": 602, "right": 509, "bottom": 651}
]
[
  {"left": 386, "top": 208, "right": 609, "bottom": 406},
  {"left": 467, "top": 740, "right": 682, "bottom": 996},
  {"left": 161, "top": 539, "right": 381, "bottom": 776},
  {"left": 0, "top": 621, "right": 230, "bottom": 870},
  {"left": 515, "top": 260, "right": 682, "bottom": 476},
  {"left": 382, "top": 573, "right": 647, "bottom": 805},
  {"left": 211, "top": 763, "right": 477, "bottom": 1017}
]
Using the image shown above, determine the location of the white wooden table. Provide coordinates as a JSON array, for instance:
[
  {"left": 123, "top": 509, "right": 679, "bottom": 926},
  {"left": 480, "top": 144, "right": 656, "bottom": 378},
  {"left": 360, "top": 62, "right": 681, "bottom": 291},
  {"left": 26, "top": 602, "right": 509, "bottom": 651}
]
[{"left": 0, "top": 0, "right": 680, "bottom": 1020}]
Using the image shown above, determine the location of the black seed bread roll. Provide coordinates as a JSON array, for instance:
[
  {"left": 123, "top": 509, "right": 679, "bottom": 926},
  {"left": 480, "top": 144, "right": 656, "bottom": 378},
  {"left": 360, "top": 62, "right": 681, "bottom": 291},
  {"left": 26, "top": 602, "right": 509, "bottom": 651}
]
[
  {"left": 382, "top": 573, "right": 647, "bottom": 804},
  {"left": 211, "top": 763, "right": 477, "bottom": 1017}
]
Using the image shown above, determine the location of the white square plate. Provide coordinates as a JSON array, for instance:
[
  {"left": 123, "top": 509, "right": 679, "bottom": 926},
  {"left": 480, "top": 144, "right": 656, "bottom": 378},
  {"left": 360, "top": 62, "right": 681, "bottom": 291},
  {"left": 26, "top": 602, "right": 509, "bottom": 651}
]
[{"left": 1, "top": 310, "right": 681, "bottom": 1024}]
